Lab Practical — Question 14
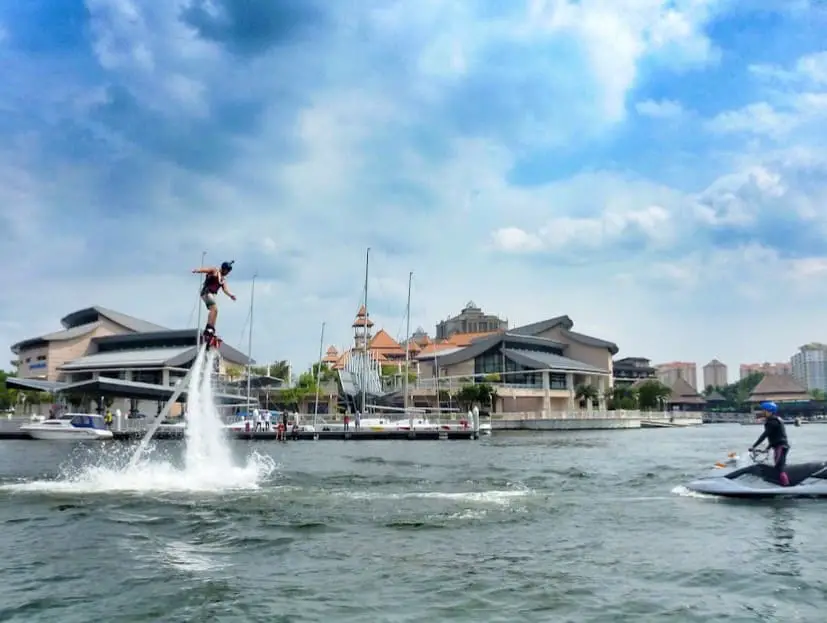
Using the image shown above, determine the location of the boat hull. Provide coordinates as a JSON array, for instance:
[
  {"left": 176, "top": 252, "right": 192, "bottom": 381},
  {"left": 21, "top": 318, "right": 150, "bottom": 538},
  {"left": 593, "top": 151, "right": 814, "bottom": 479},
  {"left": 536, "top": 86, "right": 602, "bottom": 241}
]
[
  {"left": 686, "top": 477, "right": 827, "bottom": 498},
  {"left": 21, "top": 427, "right": 113, "bottom": 441}
]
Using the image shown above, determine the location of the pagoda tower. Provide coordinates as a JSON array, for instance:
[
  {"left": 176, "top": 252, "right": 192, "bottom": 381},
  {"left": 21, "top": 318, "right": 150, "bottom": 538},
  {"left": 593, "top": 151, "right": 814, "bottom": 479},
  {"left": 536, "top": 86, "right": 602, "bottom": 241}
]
[{"left": 352, "top": 304, "right": 374, "bottom": 350}]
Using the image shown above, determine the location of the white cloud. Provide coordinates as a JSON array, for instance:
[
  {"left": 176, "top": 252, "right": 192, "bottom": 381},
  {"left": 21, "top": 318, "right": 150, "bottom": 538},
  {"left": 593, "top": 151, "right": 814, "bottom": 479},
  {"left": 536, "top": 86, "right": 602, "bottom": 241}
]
[
  {"left": 635, "top": 98, "right": 684, "bottom": 118},
  {"left": 526, "top": 0, "right": 720, "bottom": 120},
  {"left": 750, "top": 51, "right": 827, "bottom": 85},
  {"left": 707, "top": 102, "right": 798, "bottom": 137},
  {"left": 490, "top": 227, "right": 543, "bottom": 253},
  {"left": 4, "top": 0, "right": 827, "bottom": 377},
  {"left": 721, "top": 51, "right": 827, "bottom": 139}
]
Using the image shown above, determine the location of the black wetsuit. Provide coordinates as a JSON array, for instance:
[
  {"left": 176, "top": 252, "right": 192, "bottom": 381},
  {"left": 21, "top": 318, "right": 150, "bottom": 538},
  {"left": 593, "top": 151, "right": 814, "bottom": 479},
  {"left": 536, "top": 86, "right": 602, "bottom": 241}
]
[{"left": 753, "top": 415, "right": 790, "bottom": 482}]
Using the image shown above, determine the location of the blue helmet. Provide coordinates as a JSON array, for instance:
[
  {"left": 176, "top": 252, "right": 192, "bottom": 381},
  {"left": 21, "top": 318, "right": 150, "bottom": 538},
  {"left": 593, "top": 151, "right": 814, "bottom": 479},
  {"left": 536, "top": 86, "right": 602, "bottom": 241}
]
[{"left": 759, "top": 401, "right": 778, "bottom": 413}]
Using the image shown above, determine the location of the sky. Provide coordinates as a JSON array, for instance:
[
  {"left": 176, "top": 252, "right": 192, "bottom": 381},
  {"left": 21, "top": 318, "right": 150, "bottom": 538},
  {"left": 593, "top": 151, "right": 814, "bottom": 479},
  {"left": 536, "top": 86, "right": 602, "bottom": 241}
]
[{"left": 2, "top": 0, "right": 827, "bottom": 378}]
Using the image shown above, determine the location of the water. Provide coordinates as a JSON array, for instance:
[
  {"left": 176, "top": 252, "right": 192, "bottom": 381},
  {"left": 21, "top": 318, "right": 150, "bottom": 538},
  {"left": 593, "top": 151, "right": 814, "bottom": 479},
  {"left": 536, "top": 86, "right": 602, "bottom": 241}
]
[{"left": 1, "top": 424, "right": 827, "bottom": 621}]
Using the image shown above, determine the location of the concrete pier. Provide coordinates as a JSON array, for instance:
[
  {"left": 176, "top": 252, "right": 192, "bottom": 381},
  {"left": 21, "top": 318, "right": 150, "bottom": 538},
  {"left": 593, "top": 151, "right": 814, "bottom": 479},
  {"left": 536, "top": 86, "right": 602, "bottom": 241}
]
[{"left": 491, "top": 410, "right": 703, "bottom": 431}]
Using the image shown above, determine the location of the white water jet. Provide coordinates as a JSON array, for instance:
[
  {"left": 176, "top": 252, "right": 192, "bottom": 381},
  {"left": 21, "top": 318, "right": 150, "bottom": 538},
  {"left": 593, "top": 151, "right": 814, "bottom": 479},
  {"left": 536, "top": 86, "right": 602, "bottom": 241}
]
[
  {"left": 2, "top": 346, "right": 276, "bottom": 495},
  {"left": 182, "top": 350, "right": 236, "bottom": 481}
]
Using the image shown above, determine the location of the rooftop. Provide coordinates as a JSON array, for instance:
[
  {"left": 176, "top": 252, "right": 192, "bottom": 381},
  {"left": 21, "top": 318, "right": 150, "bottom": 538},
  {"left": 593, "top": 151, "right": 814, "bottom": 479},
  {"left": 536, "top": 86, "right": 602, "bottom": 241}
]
[
  {"left": 509, "top": 315, "right": 619, "bottom": 355},
  {"left": 60, "top": 346, "right": 195, "bottom": 371},
  {"left": 12, "top": 306, "right": 169, "bottom": 354},
  {"left": 749, "top": 375, "right": 810, "bottom": 403},
  {"left": 668, "top": 377, "right": 706, "bottom": 404},
  {"left": 6, "top": 376, "right": 248, "bottom": 404},
  {"left": 504, "top": 349, "right": 607, "bottom": 374},
  {"left": 61, "top": 306, "right": 168, "bottom": 332}
]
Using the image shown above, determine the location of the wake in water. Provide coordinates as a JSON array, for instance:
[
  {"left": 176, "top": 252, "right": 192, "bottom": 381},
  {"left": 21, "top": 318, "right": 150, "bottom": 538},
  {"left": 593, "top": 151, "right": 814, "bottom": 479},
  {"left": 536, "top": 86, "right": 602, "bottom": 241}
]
[{"left": 3, "top": 347, "right": 275, "bottom": 494}]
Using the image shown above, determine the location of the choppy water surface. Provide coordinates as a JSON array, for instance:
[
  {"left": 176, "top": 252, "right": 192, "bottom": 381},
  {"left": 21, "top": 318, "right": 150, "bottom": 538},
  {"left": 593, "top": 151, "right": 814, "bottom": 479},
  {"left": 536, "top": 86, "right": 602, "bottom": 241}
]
[{"left": 2, "top": 424, "right": 826, "bottom": 622}]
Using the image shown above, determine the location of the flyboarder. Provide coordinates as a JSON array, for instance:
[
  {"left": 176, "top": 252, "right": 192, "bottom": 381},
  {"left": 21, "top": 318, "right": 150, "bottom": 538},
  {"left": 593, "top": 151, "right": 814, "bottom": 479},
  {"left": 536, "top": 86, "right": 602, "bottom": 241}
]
[{"left": 192, "top": 261, "right": 236, "bottom": 348}]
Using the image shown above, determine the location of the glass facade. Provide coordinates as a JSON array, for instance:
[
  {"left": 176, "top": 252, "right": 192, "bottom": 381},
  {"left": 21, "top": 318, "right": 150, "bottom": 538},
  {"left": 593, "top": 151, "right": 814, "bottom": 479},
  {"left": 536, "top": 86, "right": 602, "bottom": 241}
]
[
  {"left": 473, "top": 348, "right": 568, "bottom": 388},
  {"left": 132, "top": 370, "right": 162, "bottom": 385},
  {"left": 98, "top": 370, "right": 125, "bottom": 380}
]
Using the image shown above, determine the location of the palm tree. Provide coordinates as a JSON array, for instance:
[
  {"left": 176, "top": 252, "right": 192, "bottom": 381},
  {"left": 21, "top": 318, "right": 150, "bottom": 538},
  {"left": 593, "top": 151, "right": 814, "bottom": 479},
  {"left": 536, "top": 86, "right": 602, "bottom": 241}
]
[
  {"left": 636, "top": 380, "right": 672, "bottom": 411},
  {"left": 574, "top": 383, "right": 600, "bottom": 409},
  {"left": 607, "top": 385, "right": 637, "bottom": 410}
]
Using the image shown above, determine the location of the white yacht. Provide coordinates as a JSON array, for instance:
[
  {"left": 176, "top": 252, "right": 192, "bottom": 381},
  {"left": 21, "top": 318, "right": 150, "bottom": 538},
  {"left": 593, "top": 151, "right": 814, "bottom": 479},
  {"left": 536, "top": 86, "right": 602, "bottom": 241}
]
[{"left": 20, "top": 413, "right": 114, "bottom": 441}]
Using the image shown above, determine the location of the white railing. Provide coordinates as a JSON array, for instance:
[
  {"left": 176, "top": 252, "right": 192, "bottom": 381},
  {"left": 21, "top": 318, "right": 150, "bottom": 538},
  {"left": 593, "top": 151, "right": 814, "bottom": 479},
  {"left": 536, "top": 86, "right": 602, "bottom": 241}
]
[
  {"left": 343, "top": 351, "right": 383, "bottom": 395},
  {"left": 400, "top": 378, "right": 567, "bottom": 392}
]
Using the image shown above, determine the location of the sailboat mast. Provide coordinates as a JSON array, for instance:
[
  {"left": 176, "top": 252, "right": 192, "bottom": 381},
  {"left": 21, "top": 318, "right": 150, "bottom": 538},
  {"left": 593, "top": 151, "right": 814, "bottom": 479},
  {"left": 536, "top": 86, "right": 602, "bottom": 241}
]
[
  {"left": 195, "top": 250, "right": 206, "bottom": 349},
  {"left": 361, "top": 248, "right": 370, "bottom": 415},
  {"left": 313, "top": 321, "right": 325, "bottom": 431},
  {"left": 404, "top": 271, "right": 412, "bottom": 430},
  {"left": 246, "top": 273, "right": 256, "bottom": 410}
]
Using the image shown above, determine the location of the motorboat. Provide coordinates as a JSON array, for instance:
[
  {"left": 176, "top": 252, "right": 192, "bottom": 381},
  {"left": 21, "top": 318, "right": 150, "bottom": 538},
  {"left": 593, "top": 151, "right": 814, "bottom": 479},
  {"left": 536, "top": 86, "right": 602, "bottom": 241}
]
[
  {"left": 20, "top": 413, "right": 114, "bottom": 441},
  {"left": 685, "top": 448, "right": 827, "bottom": 498}
]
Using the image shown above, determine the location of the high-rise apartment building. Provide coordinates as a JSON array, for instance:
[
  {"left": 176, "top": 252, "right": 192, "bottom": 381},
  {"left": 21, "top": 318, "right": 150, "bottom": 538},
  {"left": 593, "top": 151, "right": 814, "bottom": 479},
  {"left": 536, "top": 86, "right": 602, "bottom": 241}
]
[
  {"left": 739, "top": 362, "right": 792, "bottom": 379},
  {"left": 702, "top": 359, "right": 728, "bottom": 388},
  {"left": 791, "top": 344, "right": 827, "bottom": 392},
  {"left": 655, "top": 361, "right": 698, "bottom": 390}
]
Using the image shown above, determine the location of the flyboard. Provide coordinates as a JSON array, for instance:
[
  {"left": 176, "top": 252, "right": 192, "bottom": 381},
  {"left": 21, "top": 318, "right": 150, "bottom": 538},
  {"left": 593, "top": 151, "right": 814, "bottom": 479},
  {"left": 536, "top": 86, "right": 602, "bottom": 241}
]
[{"left": 126, "top": 334, "right": 222, "bottom": 469}]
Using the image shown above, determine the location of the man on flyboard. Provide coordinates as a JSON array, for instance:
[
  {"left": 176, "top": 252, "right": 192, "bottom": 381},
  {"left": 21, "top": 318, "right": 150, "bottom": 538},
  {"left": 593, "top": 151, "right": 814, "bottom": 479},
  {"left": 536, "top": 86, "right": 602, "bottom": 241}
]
[{"left": 192, "top": 261, "right": 236, "bottom": 349}]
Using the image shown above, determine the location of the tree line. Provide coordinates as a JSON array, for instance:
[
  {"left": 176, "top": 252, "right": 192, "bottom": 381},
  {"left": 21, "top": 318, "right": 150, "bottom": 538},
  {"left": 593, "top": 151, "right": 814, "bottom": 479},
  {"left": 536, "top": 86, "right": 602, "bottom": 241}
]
[{"left": 701, "top": 371, "right": 766, "bottom": 411}]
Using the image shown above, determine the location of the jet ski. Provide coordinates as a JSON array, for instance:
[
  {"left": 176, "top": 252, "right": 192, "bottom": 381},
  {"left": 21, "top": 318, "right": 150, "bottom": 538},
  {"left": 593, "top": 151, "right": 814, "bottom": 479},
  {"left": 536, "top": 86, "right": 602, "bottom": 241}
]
[{"left": 685, "top": 448, "right": 827, "bottom": 498}]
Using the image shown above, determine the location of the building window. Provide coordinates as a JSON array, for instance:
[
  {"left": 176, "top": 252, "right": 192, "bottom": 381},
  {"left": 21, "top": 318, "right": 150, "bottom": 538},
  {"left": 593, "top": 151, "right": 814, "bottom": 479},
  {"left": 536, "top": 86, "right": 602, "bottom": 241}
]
[
  {"left": 474, "top": 351, "right": 501, "bottom": 376},
  {"left": 550, "top": 373, "right": 567, "bottom": 389},
  {"left": 132, "top": 371, "right": 161, "bottom": 385},
  {"left": 36, "top": 355, "right": 46, "bottom": 361},
  {"left": 169, "top": 372, "right": 186, "bottom": 387},
  {"left": 99, "top": 370, "right": 124, "bottom": 380},
  {"left": 474, "top": 349, "right": 544, "bottom": 386}
]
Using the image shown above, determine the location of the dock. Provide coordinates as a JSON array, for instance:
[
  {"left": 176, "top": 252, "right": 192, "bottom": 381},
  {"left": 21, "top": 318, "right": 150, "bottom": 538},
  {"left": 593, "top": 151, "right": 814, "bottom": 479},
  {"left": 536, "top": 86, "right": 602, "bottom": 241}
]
[
  {"left": 0, "top": 428, "right": 478, "bottom": 442},
  {"left": 0, "top": 417, "right": 479, "bottom": 441},
  {"left": 113, "top": 429, "right": 477, "bottom": 441}
]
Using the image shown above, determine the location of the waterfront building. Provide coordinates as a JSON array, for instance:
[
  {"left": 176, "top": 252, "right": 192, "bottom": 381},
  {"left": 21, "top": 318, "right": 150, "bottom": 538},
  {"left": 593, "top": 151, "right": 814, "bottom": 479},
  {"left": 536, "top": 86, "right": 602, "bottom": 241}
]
[
  {"left": 7, "top": 306, "right": 251, "bottom": 416},
  {"left": 790, "top": 344, "right": 827, "bottom": 391},
  {"left": 435, "top": 301, "right": 508, "bottom": 340},
  {"left": 740, "top": 361, "right": 792, "bottom": 379},
  {"left": 654, "top": 361, "right": 698, "bottom": 390},
  {"left": 665, "top": 378, "right": 706, "bottom": 411},
  {"left": 613, "top": 357, "right": 656, "bottom": 387},
  {"left": 414, "top": 315, "right": 618, "bottom": 413},
  {"left": 748, "top": 375, "right": 810, "bottom": 405},
  {"left": 327, "top": 306, "right": 409, "bottom": 371},
  {"left": 702, "top": 359, "right": 728, "bottom": 388}
]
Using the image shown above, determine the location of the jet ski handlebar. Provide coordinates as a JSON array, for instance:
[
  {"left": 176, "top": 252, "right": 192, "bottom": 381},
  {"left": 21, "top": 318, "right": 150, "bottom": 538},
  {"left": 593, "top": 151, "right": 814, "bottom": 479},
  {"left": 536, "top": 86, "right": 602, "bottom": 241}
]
[{"left": 749, "top": 447, "right": 770, "bottom": 463}]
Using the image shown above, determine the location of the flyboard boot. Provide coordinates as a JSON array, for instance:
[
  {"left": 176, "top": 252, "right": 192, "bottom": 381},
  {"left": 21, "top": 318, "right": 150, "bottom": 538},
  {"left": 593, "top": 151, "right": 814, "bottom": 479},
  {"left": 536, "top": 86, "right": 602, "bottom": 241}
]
[{"left": 202, "top": 324, "right": 222, "bottom": 351}]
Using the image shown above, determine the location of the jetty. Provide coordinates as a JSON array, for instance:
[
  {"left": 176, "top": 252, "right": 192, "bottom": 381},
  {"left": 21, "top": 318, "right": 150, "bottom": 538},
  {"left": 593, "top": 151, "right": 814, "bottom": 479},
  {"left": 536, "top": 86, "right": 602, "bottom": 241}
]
[
  {"left": 0, "top": 408, "right": 705, "bottom": 442},
  {"left": 489, "top": 410, "right": 703, "bottom": 431}
]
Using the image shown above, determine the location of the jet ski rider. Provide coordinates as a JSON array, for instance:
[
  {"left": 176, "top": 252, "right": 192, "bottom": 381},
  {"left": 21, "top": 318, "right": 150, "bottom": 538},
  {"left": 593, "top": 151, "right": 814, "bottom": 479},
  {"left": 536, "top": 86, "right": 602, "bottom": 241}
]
[{"left": 750, "top": 401, "right": 790, "bottom": 486}]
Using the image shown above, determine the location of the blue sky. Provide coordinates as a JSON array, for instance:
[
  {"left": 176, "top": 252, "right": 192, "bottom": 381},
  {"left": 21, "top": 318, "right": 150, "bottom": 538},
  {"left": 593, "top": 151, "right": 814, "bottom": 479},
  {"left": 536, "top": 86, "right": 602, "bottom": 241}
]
[{"left": 2, "top": 0, "right": 827, "bottom": 379}]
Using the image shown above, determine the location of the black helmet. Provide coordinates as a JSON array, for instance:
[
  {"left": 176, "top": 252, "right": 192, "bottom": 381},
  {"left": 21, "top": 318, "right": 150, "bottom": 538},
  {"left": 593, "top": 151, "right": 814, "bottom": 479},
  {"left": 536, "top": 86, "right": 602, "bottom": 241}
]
[{"left": 220, "top": 260, "right": 234, "bottom": 274}]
